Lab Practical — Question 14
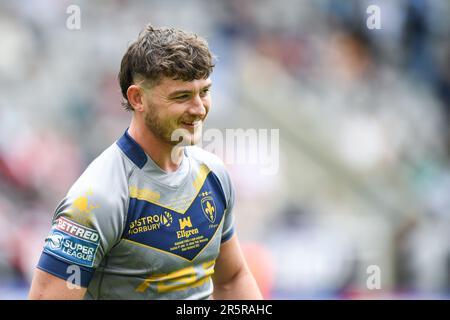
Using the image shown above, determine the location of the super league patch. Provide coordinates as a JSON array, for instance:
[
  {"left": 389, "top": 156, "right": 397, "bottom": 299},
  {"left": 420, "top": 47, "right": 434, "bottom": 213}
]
[{"left": 43, "top": 218, "right": 100, "bottom": 267}]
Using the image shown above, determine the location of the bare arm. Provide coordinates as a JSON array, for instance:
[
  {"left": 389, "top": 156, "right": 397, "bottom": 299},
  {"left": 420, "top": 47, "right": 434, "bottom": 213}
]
[
  {"left": 28, "top": 269, "right": 87, "bottom": 300},
  {"left": 212, "top": 235, "right": 263, "bottom": 300}
]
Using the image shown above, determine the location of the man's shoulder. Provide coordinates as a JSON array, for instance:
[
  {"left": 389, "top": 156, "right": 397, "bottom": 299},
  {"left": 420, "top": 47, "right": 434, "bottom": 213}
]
[
  {"left": 186, "top": 146, "right": 227, "bottom": 174},
  {"left": 68, "top": 142, "right": 131, "bottom": 200},
  {"left": 84, "top": 142, "right": 128, "bottom": 176}
]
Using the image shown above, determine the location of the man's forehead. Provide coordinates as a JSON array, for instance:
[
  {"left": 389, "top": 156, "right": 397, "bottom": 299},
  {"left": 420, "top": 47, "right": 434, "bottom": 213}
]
[{"left": 157, "top": 77, "right": 212, "bottom": 93}]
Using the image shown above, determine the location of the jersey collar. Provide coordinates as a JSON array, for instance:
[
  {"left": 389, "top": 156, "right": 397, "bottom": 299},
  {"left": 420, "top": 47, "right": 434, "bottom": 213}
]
[
  {"left": 116, "top": 129, "right": 148, "bottom": 169},
  {"left": 116, "top": 129, "right": 190, "bottom": 180}
]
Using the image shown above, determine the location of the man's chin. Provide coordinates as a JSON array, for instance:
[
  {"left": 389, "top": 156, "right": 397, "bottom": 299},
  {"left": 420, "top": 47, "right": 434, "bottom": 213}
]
[
  {"left": 169, "top": 135, "right": 201, "bottom": 146},
  {"left": 170, "top": 127, "right": 202, "bottom": 146}
]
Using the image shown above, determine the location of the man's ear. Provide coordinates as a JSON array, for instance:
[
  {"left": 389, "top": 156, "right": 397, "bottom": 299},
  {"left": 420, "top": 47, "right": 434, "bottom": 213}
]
[{"left": 127, "top": 85, "right": 145, "bottom": 112}]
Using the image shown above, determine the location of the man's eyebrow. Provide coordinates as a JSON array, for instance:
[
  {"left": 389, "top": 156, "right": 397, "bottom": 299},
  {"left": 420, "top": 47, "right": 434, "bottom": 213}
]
[
  {"left": 168, "top": 84, "right": 212, "bottom": 98},
  {"left": 168, "top": 89, "right": 192, "bottom": 97}
]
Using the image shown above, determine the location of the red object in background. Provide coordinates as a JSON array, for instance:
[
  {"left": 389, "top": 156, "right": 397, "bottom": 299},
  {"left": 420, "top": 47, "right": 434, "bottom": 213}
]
[
  {"left": 0, "top": 154, "right": 30, "bottom": 191},
  {"left": 241, "top": 242, "right": 275, "bottom": 299}
]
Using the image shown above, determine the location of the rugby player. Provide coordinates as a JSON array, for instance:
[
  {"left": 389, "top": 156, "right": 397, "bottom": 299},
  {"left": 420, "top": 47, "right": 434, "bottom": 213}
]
[{"left": 28, "top": 24, "right": 262, "bottom": 300}]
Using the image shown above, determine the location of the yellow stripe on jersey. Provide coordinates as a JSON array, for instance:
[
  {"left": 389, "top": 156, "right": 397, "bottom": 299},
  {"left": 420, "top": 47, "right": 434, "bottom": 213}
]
[
  {"left": 129, "top": 186, "right": 160, "bottom": 203},
  {"left": 135, "top": 259, "right": 216, "bottom": 293},
  {"left": 192, "top": 164, "right": 210, "bottom": 193}
]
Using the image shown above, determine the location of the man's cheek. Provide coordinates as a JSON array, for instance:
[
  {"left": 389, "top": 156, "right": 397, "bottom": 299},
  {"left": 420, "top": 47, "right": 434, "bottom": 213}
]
[{"left": 204, "top": 101, "right": 211, "bottom": 116}]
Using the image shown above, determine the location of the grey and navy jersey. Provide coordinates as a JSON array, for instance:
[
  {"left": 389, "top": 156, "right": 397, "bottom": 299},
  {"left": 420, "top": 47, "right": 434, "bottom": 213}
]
[{"left": 37, "top": 130, "right": 235, "bottom": 299}]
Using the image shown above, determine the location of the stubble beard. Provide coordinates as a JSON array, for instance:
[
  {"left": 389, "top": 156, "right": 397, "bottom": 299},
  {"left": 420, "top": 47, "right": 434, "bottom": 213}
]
[{"left": 144, "top": 108, "right": 201, "bottom": 146}]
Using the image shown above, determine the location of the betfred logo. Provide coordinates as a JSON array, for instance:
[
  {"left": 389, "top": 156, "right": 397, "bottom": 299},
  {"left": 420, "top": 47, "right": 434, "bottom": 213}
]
[{"left": 56, "top": 217, "right": 99, "bottom": 243}]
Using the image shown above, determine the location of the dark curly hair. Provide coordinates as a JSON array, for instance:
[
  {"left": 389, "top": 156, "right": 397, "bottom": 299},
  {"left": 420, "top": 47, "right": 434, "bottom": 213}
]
[{"left": 119, "top": 24, "right": 215, "bottom": 111}]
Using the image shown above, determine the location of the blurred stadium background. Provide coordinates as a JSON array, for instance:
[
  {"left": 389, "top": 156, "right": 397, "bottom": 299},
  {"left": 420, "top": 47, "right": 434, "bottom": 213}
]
[{"left": 0, "top": 0, "right": 449, "bottom": 299}]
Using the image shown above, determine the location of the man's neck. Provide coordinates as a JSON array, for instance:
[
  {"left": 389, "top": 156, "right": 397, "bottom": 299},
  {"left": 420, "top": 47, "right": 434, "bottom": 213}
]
[{"left": 128, "top": 121, "right": 184, "bottom": 173}]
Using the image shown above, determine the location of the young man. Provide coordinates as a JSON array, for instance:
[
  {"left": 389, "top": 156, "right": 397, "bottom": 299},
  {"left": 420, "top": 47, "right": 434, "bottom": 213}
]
[{"left": 28, "top": 25, "right": 262, "bottom": 300}]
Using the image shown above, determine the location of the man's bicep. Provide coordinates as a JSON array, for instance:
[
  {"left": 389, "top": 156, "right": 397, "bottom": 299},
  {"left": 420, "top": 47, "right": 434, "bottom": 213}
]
[
  {"left": 212, "top": 234, "right": 247, "bottom": 286},
  {"left": 28, "top": 269, "right": 87, "bottom": 300}
]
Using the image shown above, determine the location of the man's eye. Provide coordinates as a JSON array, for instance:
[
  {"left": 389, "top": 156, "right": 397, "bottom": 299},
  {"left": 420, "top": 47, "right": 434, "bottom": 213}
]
[
  {"left": 200, "top": 89, "right": 210, "bottom": 97},
  {"left": 174, "top": 95, "right": 190, "bottom": 100}
]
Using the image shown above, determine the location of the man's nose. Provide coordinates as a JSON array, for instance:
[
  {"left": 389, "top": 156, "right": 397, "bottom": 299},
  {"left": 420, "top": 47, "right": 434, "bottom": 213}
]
[{"left": 188, "top": 95, "right": 207, "bottom": 117}]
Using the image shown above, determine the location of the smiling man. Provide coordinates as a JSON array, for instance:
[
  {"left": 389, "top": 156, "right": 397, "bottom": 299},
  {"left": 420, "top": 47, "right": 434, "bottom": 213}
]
[{"left": 28, "top": 24, "right": 262, "bottom": 300}]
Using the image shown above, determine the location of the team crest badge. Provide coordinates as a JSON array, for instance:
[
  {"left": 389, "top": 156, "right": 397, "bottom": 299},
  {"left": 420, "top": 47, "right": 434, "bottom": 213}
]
[{"left": 201, "top": 196, "right": 216, "bottom": 223}]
